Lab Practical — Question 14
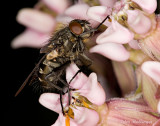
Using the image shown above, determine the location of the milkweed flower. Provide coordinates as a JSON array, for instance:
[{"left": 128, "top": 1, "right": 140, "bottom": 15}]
[
  {"left": 39, "top": 63, "right": 160, "bottom": 126},
  {"left": 141, "top": 61, "right": 160, "bottom": 113},
  {"left": 11, "top": 0, "right": 70, "bottom": 48},
  {"left": 39, "top": 63, "right": 106, "bottom": 126},
  {"left": 87, "top": 0, "right": 159, "bottom": 61},
  {"left": 12, "top": 0, "right": 160, "bottom": 125}
]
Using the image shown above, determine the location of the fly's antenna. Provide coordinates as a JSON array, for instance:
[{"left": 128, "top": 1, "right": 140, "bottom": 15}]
[
  {"left": 80, "top": 15, "right": 110, "bottom": 37},
  {"left": 95, "top": 15, "right": 110, "bottom": 30}
]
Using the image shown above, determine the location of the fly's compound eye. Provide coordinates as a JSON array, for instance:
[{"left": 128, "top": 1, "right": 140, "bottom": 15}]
[{"left": 69, "top": 21, "right": 83, "bottom": 35}]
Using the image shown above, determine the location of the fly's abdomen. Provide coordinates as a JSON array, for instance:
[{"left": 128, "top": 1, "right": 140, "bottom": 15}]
[{"left": 37, "top": 50, "right": 70, "bottom": 91}]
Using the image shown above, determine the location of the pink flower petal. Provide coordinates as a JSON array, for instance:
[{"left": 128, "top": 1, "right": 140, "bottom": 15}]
[
  {"left": 39, "top": 93, "right": 61, "bottom": 113},
  {"left": 17, "top": 8, "right": 56, "bottom": 33},
  {"left": 97, "top": 20, "right": 134, "bottom": 44},
  {"left": 78, "top": 73, "right": 106, "bottom": 105},
  {"left": 66, "top": 63, "right": 88, "bottom": 89},
  {"left": 11, "top": 29, "right": 50, "bottom": 48},
  {"left": 132, "top": 0, "right": 157, "bottom": 14},
  {"left": 42, "top": 0, "right": 69, "bottom": 14},
  {"left": 39, "top": 94, "right": 99, "bottom": 126},
  {"left": 64, "top": 4, "right": 89, "bottom": 20},
  {"left": 73, "top": 107, "right": 99, "bottom": 126},
  {"left": 90, "top": 43, "right": 130, "bottom": 61},
  {"left": 66, "top": 64, "right": 106, "bottom": 105},
  {"left": 126, "top": 10, "right": 151, "bottom": 34},
  {"left": 99, "top": 0, "right": 117, "bottom": 8},
  {"left": 128, "top": 39, "right": 140, "bottom": 49},
  {"left": 87, "top": 6, "right": 111, "bottom": 26},
  {"left": 64, "top": 4, "right": 101, "bottom": 27},
  {"left": 39, "top": 93, "right": 99, "bottom": 126},
  {"left": 141, "top": 61, "right": 160, "bottom": 84},
  {"left": 56, "top": 15, "right": 73, "bottom": 24}
]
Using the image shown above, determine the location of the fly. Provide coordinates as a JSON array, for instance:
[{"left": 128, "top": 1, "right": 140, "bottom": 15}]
[{"left": 15, "top": 16, "right": 110, "bottom": 115}]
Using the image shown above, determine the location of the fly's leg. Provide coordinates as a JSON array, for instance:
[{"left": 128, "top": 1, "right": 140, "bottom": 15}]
[
  {"left": 44, "top": 80, "right": 65, "bottom": 115},
  {"left": 60, "top": 90, "right": 65, "bottom": 115},
  {"left": 69, "top": 53, "right": 92, "bottom": 86},
  {"left": 45, "top": 71, "right": 71, "bottom": 114},
  {"left": 58, "top": 78, "right": 71, "bottom": 107},
  {"left": 44, "top": 72, "right": 67, "bottom": 115},
  {"left": 68, "top": 69, "right": 81, "bottom": 84},
  {"left": 74, "top": 53, "right": 92, "bottom": 76}
]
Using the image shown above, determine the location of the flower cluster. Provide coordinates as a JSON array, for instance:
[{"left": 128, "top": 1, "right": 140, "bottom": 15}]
[{"left": 12, "top": 0, "right": 160, "bottom": 125}]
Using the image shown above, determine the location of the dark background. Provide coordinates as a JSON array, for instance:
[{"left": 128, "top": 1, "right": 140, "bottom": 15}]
[
  {"left": 2, "top": 0, "right": 160, "bottom": 126},
  {"left": 3, "top": 0, "right": 58, "bottom": 126}
]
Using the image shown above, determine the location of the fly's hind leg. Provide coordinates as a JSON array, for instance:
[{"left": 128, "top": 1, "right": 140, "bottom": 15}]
[
  {"left": 45, "top": 71, "right": 71, "bottom": 114},
  {"left": 58, "top": 77, "right": 71, "bottom": 107},
  {"left": 60, "top": 90, "right": 65, "bottom": 115},
  {"left": 44, "top": 80, "right": 65, "bottom": 115}
]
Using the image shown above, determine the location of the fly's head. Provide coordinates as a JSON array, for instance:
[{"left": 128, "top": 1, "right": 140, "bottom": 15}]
[{"left": 69, "top": 19, "right": 93, "bottom": 40}]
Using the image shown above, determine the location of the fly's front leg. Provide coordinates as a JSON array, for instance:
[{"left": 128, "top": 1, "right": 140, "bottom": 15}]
[
  {"left": 74, "top": 53, "right": 92, "bottom": 76},
  {"left": 78, "top": 53, "right": 92, "bottom": 67}
]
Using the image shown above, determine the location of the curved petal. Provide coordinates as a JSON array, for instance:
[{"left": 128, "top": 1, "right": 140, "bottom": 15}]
[
  {"left": 64, "top": 4, "right": 89, "bottom": 20},
  {"left": 11, "top": 29, "right": 50, "bottom": 48},
  {"left": 141, "top": 61, "right": 160, "bottom": 84},
  {"left": 78, "top": 73, "right": 106, "bottom": 105},
  {"left": 39, "top": 93, "right": 61, "bottom": 113},
  {"left": 132, "top": 0, "right": 157, "bottom": 14},
  {"left": 66, "top": 64, "right": 106, "bottom": 105},
  {"left": 99, "top": 0, "right": 117, "bottom": 8},
  {"left": 40, "top": 97, "right": 99, "bottom": 126},
  {"left": 56, "top": 15, "right": 73, "bottom": 24},
  {"left": 39, "top": 93, "right": 100, "bottom": 126},
  {"left": 126, "top": 10, "right": 151, "bottom": 34},
  {"left": 128, "top": 39, "right": 140, "bottom": 49},
  {"left": 97, "top": 20, "right": 134, "bottom": 44},
  {"left": 90, "top": 43, "right": 130, "bottom": 61},
  {"left": 73, "top": 107, "right": 99, "bottom": 126},
  {"left": 87, "top": 6, "right": 111, "bottom": 26},
  {"left": 17, "top": 8, "right": 56, "bottom": 33},
  {"left": 66, "top": 63, "right": 88, "bottom": 89},
  {"left": 42, "top": 0, "right": 69, "bottom": 14}
]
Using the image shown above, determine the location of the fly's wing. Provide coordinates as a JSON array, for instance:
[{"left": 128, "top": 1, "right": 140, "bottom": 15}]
[
  {"left": 40, "top": 41, "right": 57, "bottom": 53},
  {"left": 15, "top": 54, "right": 46, "bottom": 97}
]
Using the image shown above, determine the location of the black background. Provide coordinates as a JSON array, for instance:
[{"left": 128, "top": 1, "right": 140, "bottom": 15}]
[
  {"left": 2, "top": 0, "right": 160, "bottom": 126},
  {"left": 3, "top": 0, "right": 58, "bottom": 126}
]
